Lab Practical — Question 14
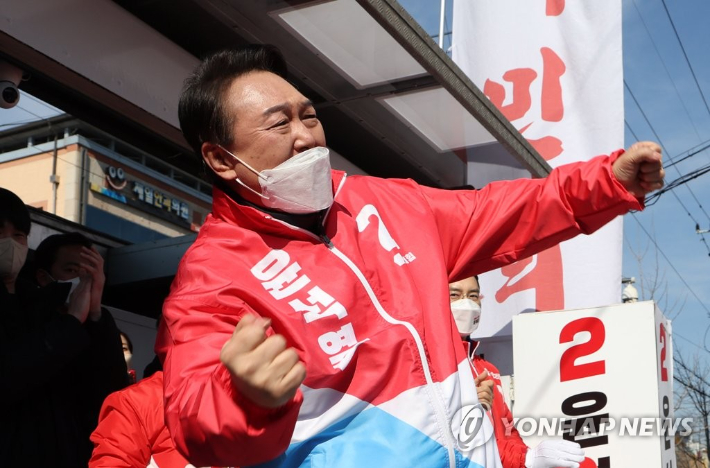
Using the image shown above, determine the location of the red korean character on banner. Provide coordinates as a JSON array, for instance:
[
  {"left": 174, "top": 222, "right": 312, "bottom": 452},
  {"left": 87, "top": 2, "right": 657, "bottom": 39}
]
[
  {"left": 484, "top": 47, "right": 566, "bottom": 162},
  {"left": 495, "top": 244, "right": 564, "bottom": 311},
  {"left": 547, "top": 0, "right": 565, "bottom": 16},
  {"left": 483, "top": 35, "right": 569, "bottom": 312}
]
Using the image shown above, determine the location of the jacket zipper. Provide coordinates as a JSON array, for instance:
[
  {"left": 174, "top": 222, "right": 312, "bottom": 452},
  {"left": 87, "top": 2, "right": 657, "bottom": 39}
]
[
  {"left": 326, "top": 244, "right": 457, "bottom": 468},
  {"left": 266, "top": 203, "right": 457, "bottom": 467}
]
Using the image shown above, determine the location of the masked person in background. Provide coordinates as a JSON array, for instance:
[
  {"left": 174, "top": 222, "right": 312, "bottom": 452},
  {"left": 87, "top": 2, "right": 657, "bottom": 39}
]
[
  {"left": 157, "top": 44, "right": 663, "bottom": 467},
  {"left": 450, "top": 276, "right": 585, "bottom": 468},
  {"left": 0, "top": 191, "right": 128, "bottom": 468},
  {"left": 120, "top": 330, "right": 137, "bottom": 383}
]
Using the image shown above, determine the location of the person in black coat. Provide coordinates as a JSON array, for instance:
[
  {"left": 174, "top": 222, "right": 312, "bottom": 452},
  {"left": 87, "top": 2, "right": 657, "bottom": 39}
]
[{"left": 0, "top": 188, "right": 128, "bottom": 467}]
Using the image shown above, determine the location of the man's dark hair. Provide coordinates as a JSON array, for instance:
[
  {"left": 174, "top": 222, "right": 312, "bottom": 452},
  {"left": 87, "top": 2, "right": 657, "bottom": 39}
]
[
  {"left": 34, "top": 232, "right": 92, "bottom": 273},
  {"left": 0, "top": 187, "right": 30, "bottom": 235},
  {"left": 178, "top": 44, "right": 288, "bottom": 158}
]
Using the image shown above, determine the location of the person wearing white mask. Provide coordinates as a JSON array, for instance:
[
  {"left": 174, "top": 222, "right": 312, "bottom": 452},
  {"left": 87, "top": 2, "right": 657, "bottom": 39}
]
[
  {"left": 0, "top": 195, "right": 128, "bottom": 468},
  {"left": 33, "top": 231, "right": 129, "bottom": 411},
  {"left": 157, "top": 45, "right": 664, "bottom": 467},
  {"left": 450, "top": 275, "right": 585, "bottom": 468},
  {"left": 449, "top": 275, "right": 493, "bottom": 410},
  {"left": 34, "top": 232, "right": 107, "bottom": 321},
  {"left": 0, "top": 190, "right": 29, "bottom": 295}
]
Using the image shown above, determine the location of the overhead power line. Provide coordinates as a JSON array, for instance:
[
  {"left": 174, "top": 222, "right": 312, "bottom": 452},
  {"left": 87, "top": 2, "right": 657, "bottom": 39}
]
[
  {"left": 676, "top": 330, "right": 710, "bottom": 356},
  {"left": 629, "top": 213, "right": 710, "bottom": 317},
  {"left": 660, "top": 0, "right": 710, "bottom": 120},
  {"left": 646, "top": 162, "right": 710, "bottom": 208},
  {"left": 624, "top": 85, "right": 710, "bottom": 254},
  {"left": 622, "top": 121, "right": 710, "bottom": 170},
  {"left": 665, "top": 139, "right": 710, "bottom": 169},
  {"left": 15, "top": 104, "right": 50, "bottom": 122},
  {"left": 21, "top": 92, "right": 63, "bottom": 115},
  {"left": 630, "top": 0, "right": 706, "bottom": 143}
]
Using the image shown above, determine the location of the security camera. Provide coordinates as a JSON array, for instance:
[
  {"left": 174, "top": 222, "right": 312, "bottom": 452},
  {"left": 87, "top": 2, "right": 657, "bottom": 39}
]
[{"left": 0, "top": 60, "right": 24, "bottom": 109}]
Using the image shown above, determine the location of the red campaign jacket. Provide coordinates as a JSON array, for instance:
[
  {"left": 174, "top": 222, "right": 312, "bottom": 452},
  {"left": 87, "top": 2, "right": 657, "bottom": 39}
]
[
  {"left": 466, "top": 340, "right": 529, "bottom": 468},
  {"left": 89, "top": 372, "right": 211, "bottom": 468},
  {"left": 156, "top": 151, "right": 642, "bottom": 467}
]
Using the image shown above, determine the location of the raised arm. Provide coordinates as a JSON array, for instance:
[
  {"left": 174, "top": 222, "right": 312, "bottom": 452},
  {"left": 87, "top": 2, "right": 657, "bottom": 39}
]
[{"left": 423, "top": 144, "right": 662, "bottom": 280}]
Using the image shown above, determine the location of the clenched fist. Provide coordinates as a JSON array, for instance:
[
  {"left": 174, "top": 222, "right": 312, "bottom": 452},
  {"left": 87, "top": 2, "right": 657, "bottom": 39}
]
[
  {"left": 474, "top": 370, "right": 494, "bottom": 411},
  {"left": 612, "top": 141, "right": 664, "bottom": 198},
  {"left": 220, "top": 314, "right": 306, "bottom": 408}
]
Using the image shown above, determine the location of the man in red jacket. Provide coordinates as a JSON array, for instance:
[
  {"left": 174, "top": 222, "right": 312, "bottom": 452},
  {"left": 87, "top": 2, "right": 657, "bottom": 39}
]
[
  {"left": 450, "top": 275, "right": 585, "bottom": 468},
  {"left": 156, "top": 44, "right": 664, "bottom": 467}
]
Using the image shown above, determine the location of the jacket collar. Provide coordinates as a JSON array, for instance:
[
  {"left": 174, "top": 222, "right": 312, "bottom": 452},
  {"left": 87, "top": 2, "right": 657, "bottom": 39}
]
[
  {"left": 461, "top": 337, "right": 481, "bottom": 358},
  {"left": 210, "top": 169, "right": 347, "bottom": 238}
]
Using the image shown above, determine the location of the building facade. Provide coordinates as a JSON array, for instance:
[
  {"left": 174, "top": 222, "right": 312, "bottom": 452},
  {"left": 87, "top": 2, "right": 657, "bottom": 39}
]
[{"left": 0, "top": 115, "right": 212, "bottom": 244}]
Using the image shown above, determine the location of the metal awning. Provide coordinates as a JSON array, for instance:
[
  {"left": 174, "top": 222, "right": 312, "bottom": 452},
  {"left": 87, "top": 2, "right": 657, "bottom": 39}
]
[
  {"left": 112, "top": 0, "right": 551, "bottom": 185},
  {"left": 0, "top": 0, "right": 550, "bottom": 189},
  {"left": 1, "top": 0, "right": 554, "bottom": 316}
]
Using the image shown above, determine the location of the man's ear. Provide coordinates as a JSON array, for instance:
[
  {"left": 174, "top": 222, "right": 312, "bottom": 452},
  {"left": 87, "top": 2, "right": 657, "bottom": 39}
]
[
  {"left": 202, "top": 142, "right": 236, "bottom": 182},
  {"left": 36, "top": 268, "right": 52, "bottom": 287}
]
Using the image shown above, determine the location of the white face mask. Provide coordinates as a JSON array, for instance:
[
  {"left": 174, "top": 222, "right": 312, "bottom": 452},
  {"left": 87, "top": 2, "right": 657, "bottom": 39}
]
[
  {"left": 59, "top": 276, "right": 81, "bottom": 300},
  {"left": 450, "top": 299, "right": 482, "bottom": 337},
  {"left": 221, "top": 146, "right": 334, "bottom": 214},
  {"left": 47, "top": 274, "right": 81, "bottom": 303},
  {"left": 0, "top": 237, "right": 28, "bottom": 280}
]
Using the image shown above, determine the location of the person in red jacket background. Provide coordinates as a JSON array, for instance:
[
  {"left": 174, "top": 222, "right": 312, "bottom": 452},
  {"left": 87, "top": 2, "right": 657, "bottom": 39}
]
[
  {"left": 450, "top": 275, "right": 585, "bottom": 468},
  {"left": 90, "top": 370, "right": 231, "bottom": 468}
]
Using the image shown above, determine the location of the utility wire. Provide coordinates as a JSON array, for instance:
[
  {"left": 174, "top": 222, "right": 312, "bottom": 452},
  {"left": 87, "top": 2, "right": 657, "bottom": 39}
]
[
  {"left": 676, "top": 330, "right": 710, "bottom": 357},
  {"left": 14, "top": 104, "right": 61, "bottom": 141},
  {"left": 646, "top": 162, "right": 710, "bottom": 207},
  {"left": 625, "top": 120, "right": 640, "bottom": 142},
  {"left": 1, "top": 143, "right": 207, "bottom": 201},
  {"left": 0, "top": 119, "right": 41, "bottom": 129},
  {"left": 665, "top": 140, "right": 710, "bottom": 169},
  {"left": 633, "top": 138, "right": 710, "bottom": 218},
  {"left": 15, "top": 104, "right": 51, "bottom": 122},
  {"left": 630, "top": 0, "right": 706, "bottom": 144},
  {"left": 20, "top": 92, "right": 62, "bottom": 115},
  {"left": 625, "top": 116, "right": 710, "bottom": 253},
  {"left": 625, "top": 85, "right": 710, "bottom": 252},
  {"left": 629, "top": 213, "right": 710, "bottom": 318},
  {"left": 0, "top": 94, "right": 62, "bottom": 130},
  {"left": 0, "top": 145, "right": 105, "bottom": 181},
  {"left": 660, "top": 0, "right": 710, "bottom": 120}
]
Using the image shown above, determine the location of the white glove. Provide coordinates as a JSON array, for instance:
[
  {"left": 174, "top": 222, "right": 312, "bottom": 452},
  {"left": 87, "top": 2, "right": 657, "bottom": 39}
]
[{"left": 524, "top": 440, "right": 585, "bottom": 468}]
